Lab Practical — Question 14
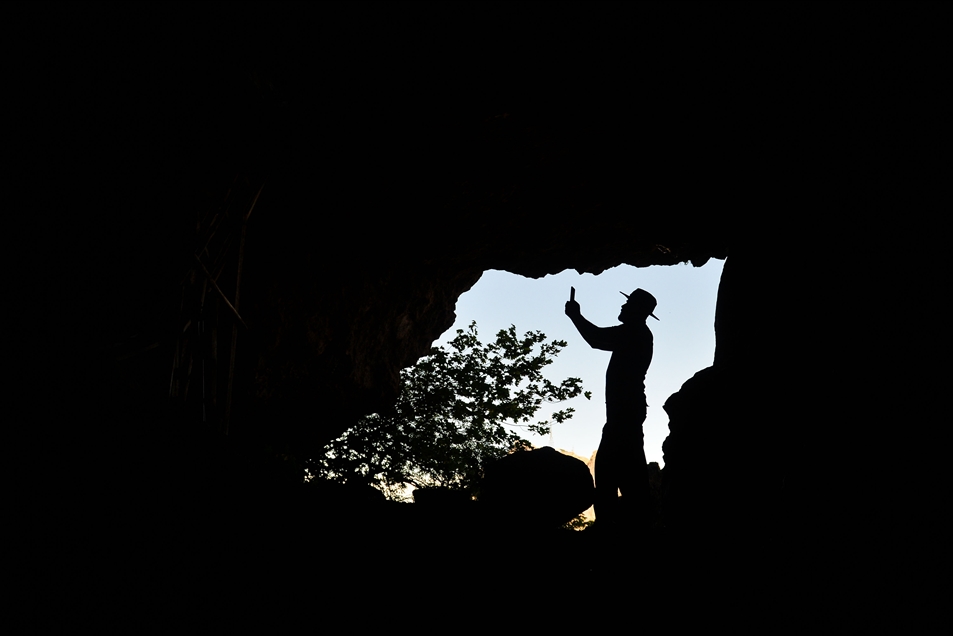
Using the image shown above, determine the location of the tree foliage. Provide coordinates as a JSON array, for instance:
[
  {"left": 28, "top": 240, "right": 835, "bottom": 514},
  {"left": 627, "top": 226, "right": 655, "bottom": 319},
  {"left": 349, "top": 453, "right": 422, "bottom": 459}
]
[{"left": 310, "top": 321, "right": 590, "bottom": 499}]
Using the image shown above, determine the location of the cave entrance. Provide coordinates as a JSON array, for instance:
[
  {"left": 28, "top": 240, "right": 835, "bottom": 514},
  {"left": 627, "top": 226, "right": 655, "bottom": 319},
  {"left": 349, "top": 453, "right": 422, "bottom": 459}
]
[{"left": 434, "top": 260, "right": 725, "bottom": 468}]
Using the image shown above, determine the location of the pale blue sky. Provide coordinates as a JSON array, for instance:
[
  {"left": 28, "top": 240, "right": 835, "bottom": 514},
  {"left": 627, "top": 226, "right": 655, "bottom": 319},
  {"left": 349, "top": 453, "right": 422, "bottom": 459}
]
[{"left": 434, "top": 259, "right": 725, "bottom": 467}]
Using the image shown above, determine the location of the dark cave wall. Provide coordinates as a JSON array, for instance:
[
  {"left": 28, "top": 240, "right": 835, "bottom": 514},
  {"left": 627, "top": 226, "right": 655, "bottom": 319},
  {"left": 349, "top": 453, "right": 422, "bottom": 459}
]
[
  {"left": 7, "top": 9, "right": 948, "bottom": 627},
  {"left": 235, "top": 245, "right": 486, "bottom": 446},
  {"left": 662, "top": 248, "right": 805, "bottom": 535},
  {"left": 20, "top": 4, "right": 947, "bottom": 566}
]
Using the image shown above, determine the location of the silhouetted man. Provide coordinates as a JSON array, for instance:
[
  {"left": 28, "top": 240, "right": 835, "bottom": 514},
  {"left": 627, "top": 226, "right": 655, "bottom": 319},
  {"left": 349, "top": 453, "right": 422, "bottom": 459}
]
[{"left": 565, "top": 288, "right": 657, "bottom": 530}]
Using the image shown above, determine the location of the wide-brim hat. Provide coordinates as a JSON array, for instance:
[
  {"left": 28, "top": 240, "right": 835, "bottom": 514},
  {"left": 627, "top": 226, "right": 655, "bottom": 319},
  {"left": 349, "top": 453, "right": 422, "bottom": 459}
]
[{"left": 620, "top": 288, "right": 659, "bottom": 320}]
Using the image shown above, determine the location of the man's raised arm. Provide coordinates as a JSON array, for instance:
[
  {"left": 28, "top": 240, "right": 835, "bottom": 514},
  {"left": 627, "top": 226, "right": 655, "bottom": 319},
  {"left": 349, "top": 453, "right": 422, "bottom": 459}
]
[{"left": 565, "top": 299, "right": 619, "bottom": 351}]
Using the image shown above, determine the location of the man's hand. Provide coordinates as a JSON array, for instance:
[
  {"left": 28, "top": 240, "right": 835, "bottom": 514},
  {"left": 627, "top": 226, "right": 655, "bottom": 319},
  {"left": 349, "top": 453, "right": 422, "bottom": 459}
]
[{"left": 565, "top": 299, "right": 581, "bottom": 319}]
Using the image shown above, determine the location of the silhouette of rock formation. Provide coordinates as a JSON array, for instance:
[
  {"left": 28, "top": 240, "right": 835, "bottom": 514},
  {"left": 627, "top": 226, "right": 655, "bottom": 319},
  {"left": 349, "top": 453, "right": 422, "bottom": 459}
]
[{"left": 480, "top": 446, "right": 594, "bottom": 530}]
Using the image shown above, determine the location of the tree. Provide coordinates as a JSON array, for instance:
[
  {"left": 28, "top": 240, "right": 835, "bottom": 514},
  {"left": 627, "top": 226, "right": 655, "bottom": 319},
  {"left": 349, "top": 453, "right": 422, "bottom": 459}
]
[{"left": 309, "top": 321, "right": 590, "bottom": 499}]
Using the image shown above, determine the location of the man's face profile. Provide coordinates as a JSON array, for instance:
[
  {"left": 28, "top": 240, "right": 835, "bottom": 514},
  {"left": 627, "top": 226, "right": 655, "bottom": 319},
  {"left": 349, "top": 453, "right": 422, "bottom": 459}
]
[{"left": 619, "top": 300, "right": 637, "bottom": 324}]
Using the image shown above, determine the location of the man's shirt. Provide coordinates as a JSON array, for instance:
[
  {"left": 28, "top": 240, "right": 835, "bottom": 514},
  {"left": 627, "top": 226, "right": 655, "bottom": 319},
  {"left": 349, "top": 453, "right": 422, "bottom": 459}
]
[
  {"left": 570, "top": 316, "right": 653, "bottom": 423},
  {"left": 602, "top": 323, "right": 653, "bottom": 422}
]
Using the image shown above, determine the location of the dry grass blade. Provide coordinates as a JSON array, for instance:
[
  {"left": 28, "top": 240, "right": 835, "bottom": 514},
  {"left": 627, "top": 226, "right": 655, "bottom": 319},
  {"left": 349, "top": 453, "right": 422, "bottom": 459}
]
[{"left": 194, "top": 254, "right": 248, "bottom": 330}]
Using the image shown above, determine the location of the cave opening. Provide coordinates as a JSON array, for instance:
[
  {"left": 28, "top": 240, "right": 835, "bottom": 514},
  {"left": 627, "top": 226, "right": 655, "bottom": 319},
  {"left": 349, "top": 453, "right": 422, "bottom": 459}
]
[{"left": 436, "top": 261, "right": 725, "bottom": 468}]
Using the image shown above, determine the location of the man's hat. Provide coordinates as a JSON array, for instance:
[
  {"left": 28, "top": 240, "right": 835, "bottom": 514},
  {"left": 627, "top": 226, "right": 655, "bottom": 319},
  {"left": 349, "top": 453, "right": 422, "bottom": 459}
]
[{"left": 620, "top": 288, "right": 659, "bottom": 320}]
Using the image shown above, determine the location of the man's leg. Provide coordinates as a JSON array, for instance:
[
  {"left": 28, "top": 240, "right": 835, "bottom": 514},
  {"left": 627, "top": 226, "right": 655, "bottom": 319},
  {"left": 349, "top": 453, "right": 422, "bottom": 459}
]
[
  {"left": 617, "top": 428, "right": 651, "bottom": 529},
  {"left": 598, "top": 420, "right": 650, "bottom": 530},
  {"left": 594, "top": 426, "right": 620, "bottom": 527}
]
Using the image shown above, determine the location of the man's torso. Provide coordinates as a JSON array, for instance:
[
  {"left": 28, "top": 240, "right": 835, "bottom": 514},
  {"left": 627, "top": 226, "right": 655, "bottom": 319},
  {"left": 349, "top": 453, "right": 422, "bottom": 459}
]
[{"left": 605, "top": 323, "right": 653, "bottom": 422}]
